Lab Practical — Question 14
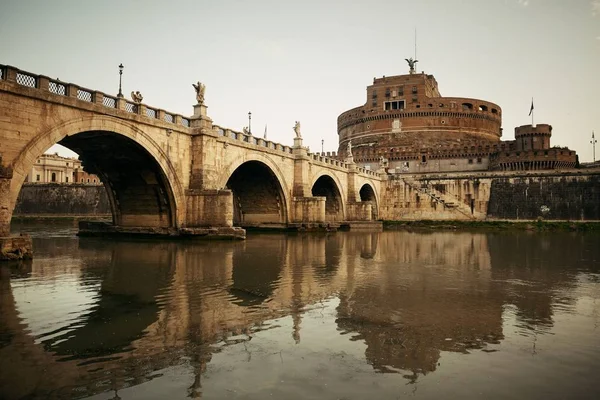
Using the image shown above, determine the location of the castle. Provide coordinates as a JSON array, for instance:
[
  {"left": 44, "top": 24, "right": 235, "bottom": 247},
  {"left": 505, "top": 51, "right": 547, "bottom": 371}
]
[{"left": 336, "top": 61, "right": 578, "bottom": 173}]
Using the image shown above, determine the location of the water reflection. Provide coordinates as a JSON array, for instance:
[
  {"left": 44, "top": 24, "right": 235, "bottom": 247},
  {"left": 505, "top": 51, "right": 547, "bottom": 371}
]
[{"left": 1, "top": 224, "right": 599, "bottom": 399}]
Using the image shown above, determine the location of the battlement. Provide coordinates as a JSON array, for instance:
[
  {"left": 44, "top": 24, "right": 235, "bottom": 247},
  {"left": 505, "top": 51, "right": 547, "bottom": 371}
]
[{"left": 515, "top": 124, "right": 552, "bottom": 137}]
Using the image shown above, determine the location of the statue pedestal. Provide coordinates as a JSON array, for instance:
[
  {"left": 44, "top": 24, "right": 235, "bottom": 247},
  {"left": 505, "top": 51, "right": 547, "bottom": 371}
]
[
  {"left": 192, "top": 103, "right": 207, "bottom": 118},
  {"left": 346, "top": 156, "right": 354, "bottom": 164},
  {"left": 293, "top": 137, "right": 303, "bottom": 148}
]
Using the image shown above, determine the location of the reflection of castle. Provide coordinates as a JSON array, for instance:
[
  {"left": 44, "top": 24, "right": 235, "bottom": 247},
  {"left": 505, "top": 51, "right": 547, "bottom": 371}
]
[
  {"left": 337, "top": 65, "right": 577, "bottom": 173},
  {"left": 0, "top": 231, "right": 590, "bottom": 398},
  {"left": 337, "top": 232, "right": 503, "bottom": 378},
  {"left": 24, "top": 153, "right": 100, "bottom": 184}
]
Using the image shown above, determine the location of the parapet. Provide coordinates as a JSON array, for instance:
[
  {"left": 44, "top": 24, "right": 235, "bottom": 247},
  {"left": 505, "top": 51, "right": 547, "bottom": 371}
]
[{"left": 515, "top": 124, "right": 552, "bottom": 138}]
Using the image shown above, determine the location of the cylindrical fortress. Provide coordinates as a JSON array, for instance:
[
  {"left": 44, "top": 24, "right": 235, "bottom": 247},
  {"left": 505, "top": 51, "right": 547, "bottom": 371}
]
[{"left": 337, "top": 71, "right": 503, "bottom": 172}]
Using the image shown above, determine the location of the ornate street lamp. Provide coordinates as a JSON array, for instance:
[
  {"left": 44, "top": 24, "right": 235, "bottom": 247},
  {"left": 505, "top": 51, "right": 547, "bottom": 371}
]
[
  {"left": 248, "top": 111, "right": 252, "bottom": 134},
  {"left": 117, "top": 63, "right": 124, "bottom": 98}
]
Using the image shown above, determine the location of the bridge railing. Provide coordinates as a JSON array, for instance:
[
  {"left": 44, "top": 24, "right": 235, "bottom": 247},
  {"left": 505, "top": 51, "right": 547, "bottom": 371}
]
[
  {"left": 213, "top": 124, "right": 294, "bottom": 155},
  {"left": 0, "top": 63, "right": 191, "bottom": 128},
  {"left": 307, "top": 152, "right": 381, "bottom": 177},
  {"left": 308, "top": 152, "right": 348, "bottom": 169}
]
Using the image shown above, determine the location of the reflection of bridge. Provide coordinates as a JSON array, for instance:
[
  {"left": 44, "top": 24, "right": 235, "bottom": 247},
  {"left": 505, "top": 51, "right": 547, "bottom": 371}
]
[
  {"left": 0, "top": 64, "right": 382, "bottom": 241},
  {"left": 1, "top": 230, "right": 587, "bottom": 398}
]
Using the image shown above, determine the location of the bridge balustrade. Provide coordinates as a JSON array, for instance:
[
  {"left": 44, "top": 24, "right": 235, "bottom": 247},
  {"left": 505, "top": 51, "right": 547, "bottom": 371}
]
[
  {"left": 146, "top": 107, "right": 157, "bottom": 119},
  {"left": 102, "top": 96, "right": 117, "bottom": 108},
  {"left": 49, "top": 81, "right": 66, "bottom": 95},
  {"left": 1, "top": 64, "right": 192, "bottom": 128},
  {"left": 77, "top": 89, "right": 93, "bottom": 102},
  {"left": 125, "top": 102, "right": 138, "bottom": 113},
  {"left": 16, "top": 71, "right": 37, "bottom": 88}
]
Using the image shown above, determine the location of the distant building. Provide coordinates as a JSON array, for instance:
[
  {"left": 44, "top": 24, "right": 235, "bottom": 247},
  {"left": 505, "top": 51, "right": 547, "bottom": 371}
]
[
  {"left": 337, "top": 66, "right": 578, "bottom": 173},
  {"left": 25, "top": 153, "right": 101, "bottom": 184}
]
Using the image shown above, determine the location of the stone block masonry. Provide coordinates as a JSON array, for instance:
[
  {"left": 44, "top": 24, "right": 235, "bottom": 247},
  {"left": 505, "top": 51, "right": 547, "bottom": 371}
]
[
  {"left": 487, "top": 174, "right": 600, "bottom": 220},
  {"left": 13, "top": 183, "right": 110, "bottom": 216}
]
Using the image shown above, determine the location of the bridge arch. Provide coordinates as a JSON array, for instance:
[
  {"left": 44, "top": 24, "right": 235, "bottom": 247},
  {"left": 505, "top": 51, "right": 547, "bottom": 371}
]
[
  {"left": 9, "top": 115, "right": 185, "bottom": 228},
  {"left": 359, "top": 182, "right": 379, "bottom": 220},
  {"left": 311, "top": 174, "right": 345, "bottom": 221},
  {"left": 220, "top": 158, "right": 289, "bottom": 227}
]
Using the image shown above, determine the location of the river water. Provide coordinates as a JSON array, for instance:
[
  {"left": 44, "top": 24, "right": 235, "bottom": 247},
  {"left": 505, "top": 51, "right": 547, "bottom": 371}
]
[{"left": 1, "top": 221, "right": 599, "bottom": 399}]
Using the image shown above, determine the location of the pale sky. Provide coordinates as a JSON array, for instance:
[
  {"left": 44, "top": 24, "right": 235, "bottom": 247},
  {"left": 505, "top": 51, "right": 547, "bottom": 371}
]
[{"left": 1, "top": 0, "right": 599, "bottom": 161}]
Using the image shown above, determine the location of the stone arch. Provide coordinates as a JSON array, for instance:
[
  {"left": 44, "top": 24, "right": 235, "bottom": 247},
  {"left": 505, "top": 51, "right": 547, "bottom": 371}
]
[
  {"left": 311, "top": 173, "right": 345, "bottom": 221},
  {"left": 222, "top": 159, "right": 289, "bottom": 227},
  {"left": 9, "top": 115, "right": 185, "bottom": 228},
  {"left": 217, "top": 154, "right": 291, "bottom": 223},
  {"left": 359, "top": 182, "right": 379, "bottom": 220}
]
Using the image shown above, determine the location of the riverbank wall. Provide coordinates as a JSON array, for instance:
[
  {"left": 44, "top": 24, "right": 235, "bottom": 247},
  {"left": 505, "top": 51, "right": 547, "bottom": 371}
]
[
  {"left": 14, "top": 183, "right": 111, "bottom": 217},
  {"left": 379, "top": 169, "right": 600, "bottom": 221}
]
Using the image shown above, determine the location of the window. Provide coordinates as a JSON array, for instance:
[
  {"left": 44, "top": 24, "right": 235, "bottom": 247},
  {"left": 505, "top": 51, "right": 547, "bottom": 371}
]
[
  {"left": 478, "top": 105, "right": 488, "bottom": 112},
  {"left": 468, "top": 159, "right": 473, "bottom": 164},
  {"left": 477, "top": 157, "right": 482, "bottom": 163},
  {"left": 491, "top": 108, "right": 498, "bottom": 114},
  {"left": 66, "top": 162, "right": 69, "bottom": 166},
  {"left": 65, "top": 176, "right": 69, "bottom": 182},
  {"left": 87, "top": 179, "right": 90, "bottom": 182},
  {"left": 51, "top": 172, "right": 56, "bottom": 182},
  {"left": 36, "top": 174, "right": 40, "bottom": 182},
  {"left": 398, "top": 87, "right": 404, "bottom": 96},
  {"left": 462, "top": 103, "right": 473, "bottom": 110},
  {"left": 384, "top": 100, "right": 405, "bottom": 110},
  {"left": 371, "top": 90, "right": 377, "bottom": 99},
  {"left": 412, "top": 86, "right": 417, "bottom": 94},
  {"left": 421, "top": 155, "right": 427, "bottom": 163},
  {"left": 385, "top": 88, "right": 390, "bottom": 98}
]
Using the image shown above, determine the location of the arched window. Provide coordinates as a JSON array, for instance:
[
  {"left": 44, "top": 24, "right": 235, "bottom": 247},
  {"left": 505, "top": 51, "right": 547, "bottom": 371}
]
[{"left": 51, "top": 172, "right": 56, "bottom": 182}]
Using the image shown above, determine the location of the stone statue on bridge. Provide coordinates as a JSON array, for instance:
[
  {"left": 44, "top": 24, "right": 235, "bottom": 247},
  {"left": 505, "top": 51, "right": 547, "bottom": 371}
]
[
  {"left": 192, "top": 81, "right": 206, "bottom": 104},
  {"left": 242, "top": 126, "right": 249, "bottom": 135},
  {"left": 293, "top": 121, "right": 301, "bottom": 138},
  {"left": 130, "top": 91, "right": 143, "bottom": 104},
  {"left": 347, "top": 140, "right": 353, "bottom": 157}
]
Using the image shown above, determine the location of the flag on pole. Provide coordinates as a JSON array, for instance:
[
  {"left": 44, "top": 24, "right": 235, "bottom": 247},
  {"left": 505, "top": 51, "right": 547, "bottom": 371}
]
[
  {"left": 263, "top": 124, "right": 267, "bottom": 139},
  {"left": 528, "top": 98, "right": 534, "bottom": 116}
]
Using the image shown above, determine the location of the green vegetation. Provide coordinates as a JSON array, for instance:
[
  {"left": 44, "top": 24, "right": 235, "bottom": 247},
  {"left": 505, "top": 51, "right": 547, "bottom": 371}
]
[{"left": 382, "top": 219, "right": 600, "bottom": 232}]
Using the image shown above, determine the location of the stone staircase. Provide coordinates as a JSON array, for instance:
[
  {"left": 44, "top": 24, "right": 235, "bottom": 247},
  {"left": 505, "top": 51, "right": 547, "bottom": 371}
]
[{"left": 402, "top": 177, "right": 484, "bottom": 220}]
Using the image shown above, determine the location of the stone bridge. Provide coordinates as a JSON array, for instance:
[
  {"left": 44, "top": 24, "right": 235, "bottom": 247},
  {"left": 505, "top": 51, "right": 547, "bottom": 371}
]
[{"left": 0, "top": 64, "right": 382, "bottom": 243}]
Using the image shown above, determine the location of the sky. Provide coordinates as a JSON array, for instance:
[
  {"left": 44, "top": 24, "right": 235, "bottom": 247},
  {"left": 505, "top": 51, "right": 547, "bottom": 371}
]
[{"left": 1, "top": 0, "right": 599, "bottom": 161}]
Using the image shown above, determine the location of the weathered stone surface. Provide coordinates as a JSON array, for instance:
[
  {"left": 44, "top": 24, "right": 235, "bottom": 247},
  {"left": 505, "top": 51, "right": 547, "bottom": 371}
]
[{"left": 14, "top": 183, "right": 110, "bottom": 215}]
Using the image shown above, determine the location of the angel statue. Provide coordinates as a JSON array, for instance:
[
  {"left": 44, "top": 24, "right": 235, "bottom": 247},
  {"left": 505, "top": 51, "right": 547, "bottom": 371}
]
[
  {"left": 347, "top": 140, "right": 353, "bottom": 157},
  {"left": 293, "top": 121, "right": 301, "bottom": 138},
  {"left": 242, "top": 126, "right": 249, "bottom": 135},
  {"left": 405, "top": 57, "right": 418, "bottom": 73},
  {"left": 192, "top": 81, "right": 206, "bottom": 104},
  {"left": 130, "top": 91, "right": 143, "bottom": 104}
]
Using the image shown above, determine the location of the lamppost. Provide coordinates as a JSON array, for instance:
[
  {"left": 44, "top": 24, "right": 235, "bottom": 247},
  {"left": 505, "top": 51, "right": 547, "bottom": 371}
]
[
  {"left": 248, "top": 112, "right": 252, "bottom": 134},
  {"left": 321, "top": 139, "right": 324, "bottom": 154},
  {"left": 117, "top": 63, "right": 124, "bottom": 98},
  {"left": 591, "top": 131, "right": 597, "bottom": 162}
]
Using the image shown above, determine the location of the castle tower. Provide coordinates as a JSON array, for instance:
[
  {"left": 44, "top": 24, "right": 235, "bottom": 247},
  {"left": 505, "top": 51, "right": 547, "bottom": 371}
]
[{"left": 514, "top": 124, "right": 552, "bottom": 152}]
